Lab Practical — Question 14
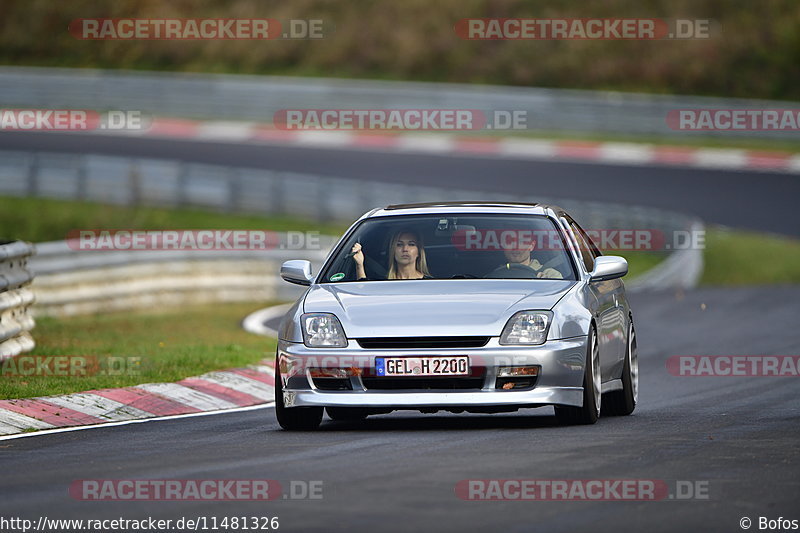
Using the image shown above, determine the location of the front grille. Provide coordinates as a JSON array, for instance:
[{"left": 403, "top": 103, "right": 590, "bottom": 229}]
[
  {"left": 356, "top": 336, "right": 490, "bottom": 349},
  {"left": 362, "top": 376, "right": 485, "bottom": 390}
]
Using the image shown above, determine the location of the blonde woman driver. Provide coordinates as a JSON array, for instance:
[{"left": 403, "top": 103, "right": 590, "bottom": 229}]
[{"left": 351, "top": 231, "right": 432, "bottom": 280}]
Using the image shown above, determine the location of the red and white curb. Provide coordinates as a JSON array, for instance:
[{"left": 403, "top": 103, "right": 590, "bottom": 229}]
[
  {"left": 0, "top": 361, "right": 275, "bottom": 438},
  {"left": 112, "top": 118, "right": 800, "bottom": 174}
]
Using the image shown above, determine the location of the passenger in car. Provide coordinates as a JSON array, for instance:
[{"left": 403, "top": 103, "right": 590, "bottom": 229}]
[
  {"left": 496, "top": 234, "right": 564, "bottom": 279},
  {"left": 351, "top": 230, "right": 432, "bottom": 280}
]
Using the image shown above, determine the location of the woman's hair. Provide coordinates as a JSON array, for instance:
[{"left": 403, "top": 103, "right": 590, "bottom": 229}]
[{"left": 386, "top": 230, "right": 430, "bottom": 279}]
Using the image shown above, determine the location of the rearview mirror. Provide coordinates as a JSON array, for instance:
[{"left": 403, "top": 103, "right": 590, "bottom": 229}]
[
  {"left": 280, "top": 260, "right": 313, "bottom": 286},
  {"left": 590, "top": 256, "right": 628, "bottom": 282}
]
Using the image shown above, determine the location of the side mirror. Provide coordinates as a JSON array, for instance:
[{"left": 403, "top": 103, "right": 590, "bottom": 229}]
[
  {"left": 280, "top": 260, "right": 313, "bottom": 286},
  {"left": 590, "top": 256, "right": 628, "bottom": 282}
]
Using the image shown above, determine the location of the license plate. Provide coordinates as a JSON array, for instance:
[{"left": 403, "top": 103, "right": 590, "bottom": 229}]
[{"left": 375, "top": 356, "right": 470, "bottom": 377}]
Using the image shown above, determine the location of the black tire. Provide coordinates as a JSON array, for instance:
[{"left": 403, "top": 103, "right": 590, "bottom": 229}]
[
  {"left": 326, "top": 407, "right": 369, "bottom": 421},
  {"left": 555, "top": 326, "right": 600, "bottom": 425},
  {"left": 274, "top": 364, "right": 323, "bottom": 431},
  {"left": 602, "top": 321, "right": 638, "bottom": 416}
]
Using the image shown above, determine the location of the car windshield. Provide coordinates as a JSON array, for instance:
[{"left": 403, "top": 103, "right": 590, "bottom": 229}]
[{"left": 319, "top": 214, "right": 577, "bottom": 282}]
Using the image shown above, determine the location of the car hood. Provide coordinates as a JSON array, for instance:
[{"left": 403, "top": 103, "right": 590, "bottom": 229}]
[{"left": 303, "top": 279, "right": 575, "bottom": 338}]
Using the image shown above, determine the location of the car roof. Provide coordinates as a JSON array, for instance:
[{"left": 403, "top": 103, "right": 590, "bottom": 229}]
[{"left": 364, "top": 201, "right": 561, "bottom": 219}]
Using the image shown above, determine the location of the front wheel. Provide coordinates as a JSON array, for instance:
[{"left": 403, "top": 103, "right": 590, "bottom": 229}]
[
  {"left": 555, "top": 327, "right": 600, "bottom": 425},
  {"left": 602, "top": 321, "right": 638, "bottom": 416},
  {"left": 275, "top": 363, "right": 323, "bottom": 431}
]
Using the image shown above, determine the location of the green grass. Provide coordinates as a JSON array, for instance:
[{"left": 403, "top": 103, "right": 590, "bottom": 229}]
[
  {"left": 701, "top": 228, "right": 800, "bottom": 285},
  {"left": 0, "top": 196, "right": 349, "bottom": 243},
  {"left": 617, "top": 228, "right": 800, "bottom": 285},
  {"left": 0, "top": 302, "right": 277, "bottom": 399},
  {"left": 617, "top": 251, "right": 668, "bottom": 280}
]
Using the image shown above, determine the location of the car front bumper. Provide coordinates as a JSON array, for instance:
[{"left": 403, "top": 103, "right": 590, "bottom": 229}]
[{"left": 277, "top": 336, "right": 588, "bottom": 409}]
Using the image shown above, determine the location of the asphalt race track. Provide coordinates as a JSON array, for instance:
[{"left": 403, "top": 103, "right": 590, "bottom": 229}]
[
  {"left": 1, "top": 131, "right": 798, "bottom": 237},
  {"left": 1, "top": 286, "right": 798, "bottom": 532}
]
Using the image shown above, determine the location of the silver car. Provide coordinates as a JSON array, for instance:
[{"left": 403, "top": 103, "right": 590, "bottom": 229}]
[{"left": 275, "top": 202, "right": 638, "bottom": 430}]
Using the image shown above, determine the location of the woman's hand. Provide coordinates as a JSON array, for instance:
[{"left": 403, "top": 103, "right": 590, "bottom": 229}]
[
  {"left": 351, "top": 242, "right": 365, "bottom": 266},
  {"left": 351, "top": 242, "right": 367, "bottom": 280}
]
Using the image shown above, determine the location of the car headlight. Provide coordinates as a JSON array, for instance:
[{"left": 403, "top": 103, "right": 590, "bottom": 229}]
[
  {"left": 301, "top": 313, "right": 348, "bottom": 348},
  {"left": 500, "top": 311, "right": 553, "bottom": 345}
]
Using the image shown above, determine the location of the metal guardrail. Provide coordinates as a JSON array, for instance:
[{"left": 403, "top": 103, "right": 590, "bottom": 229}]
[
  {"left": 30, "top": 239, "right": 335, "bottom": 317},
  {"left": 0, "top": 241, "right": 36, "bottom": 358},
  {"left": 0, "top": 66, "right": 796, "bottom": 140},
  {"left": 0, "top": 149, "right": 695, "bottom": 231}
]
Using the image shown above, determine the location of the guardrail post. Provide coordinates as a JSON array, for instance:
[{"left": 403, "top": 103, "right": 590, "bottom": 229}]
[
  {"left": 227, "top": 167, "right": 241, "bottom": 213},
  {"left": 0, "top": 241, "right": 36, "bottom": 359},
  {"left": 177, "top": 161, "right": 189, "bottom": 207},
  {"left": 26, "top": 152, "right": 39, "bottom": 196},
  {"left": 76, "top": 154, "right": 88, "bottom": 201},
  {"left": 129, "top": 158, "right": 142, "bottom": 206},
  {"left": 315, "top": 175, "right": 331, "bottom": 222},
  {"left": 270, "top": 171, "right": 286, "bottom": 216}
]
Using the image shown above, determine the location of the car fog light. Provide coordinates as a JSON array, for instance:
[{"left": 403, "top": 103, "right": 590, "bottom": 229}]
[
  {"left": 497, "top": 365, "right": 540, "bottom": 377},
  {"left": 309, "top": 367, "right": 362, "bottom": 378}
]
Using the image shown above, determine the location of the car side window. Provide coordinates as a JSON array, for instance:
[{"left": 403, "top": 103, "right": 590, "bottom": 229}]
[
  {"left": 567, "top": 219, "right": 596, "bottom": 273},
  {"left": 572, "top": 220, "right": 601, "bottom": 258}
]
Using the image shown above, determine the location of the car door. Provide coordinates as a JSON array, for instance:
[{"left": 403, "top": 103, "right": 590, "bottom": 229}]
[{"left": 565, "top": 217, "right": 626, "bottom": 383}]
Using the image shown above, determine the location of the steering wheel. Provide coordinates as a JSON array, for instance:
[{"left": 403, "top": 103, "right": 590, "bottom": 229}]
[{"left": 484, "top": 262, "right": 538, "bottom": 279}]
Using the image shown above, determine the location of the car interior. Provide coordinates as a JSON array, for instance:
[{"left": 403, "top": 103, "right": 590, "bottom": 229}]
[{"left": 320, "top": 215, "right": 577, "bottom": 282}]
